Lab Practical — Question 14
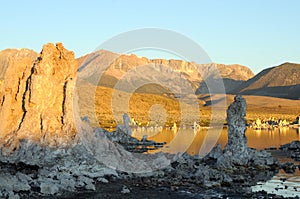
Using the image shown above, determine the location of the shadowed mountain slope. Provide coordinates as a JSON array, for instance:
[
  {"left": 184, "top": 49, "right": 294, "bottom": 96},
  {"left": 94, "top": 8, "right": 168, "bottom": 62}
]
[{"left": 234, "top": 63, "right": 300, "bottom": 99}]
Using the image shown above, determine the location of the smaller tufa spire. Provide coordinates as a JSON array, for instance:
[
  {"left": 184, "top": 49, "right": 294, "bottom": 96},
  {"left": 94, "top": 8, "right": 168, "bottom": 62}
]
[{"left": 225, "top": 95, "right": 248, "bottom": 154}]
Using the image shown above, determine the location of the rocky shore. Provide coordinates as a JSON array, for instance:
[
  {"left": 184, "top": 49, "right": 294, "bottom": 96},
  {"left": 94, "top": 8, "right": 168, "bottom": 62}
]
[
  {"left": 280, "top": 141, "right": 300, "bottom": 162},
  {"left": 0, "top": 142, "right": 282, "bottom": 199},
  {"left": 0, "top": 96, "right": 289, "bottom": 199}
]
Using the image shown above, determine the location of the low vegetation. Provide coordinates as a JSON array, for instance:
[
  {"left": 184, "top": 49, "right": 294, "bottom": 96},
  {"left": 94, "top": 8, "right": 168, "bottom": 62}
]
[{"left": 77, "top": 80, "right": 300, "bottom": 130}]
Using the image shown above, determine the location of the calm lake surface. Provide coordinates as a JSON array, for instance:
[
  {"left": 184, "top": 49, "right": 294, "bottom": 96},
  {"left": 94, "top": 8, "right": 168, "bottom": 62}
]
[{"left": 132, "top": 127, "right": 300, "bottom": 155}]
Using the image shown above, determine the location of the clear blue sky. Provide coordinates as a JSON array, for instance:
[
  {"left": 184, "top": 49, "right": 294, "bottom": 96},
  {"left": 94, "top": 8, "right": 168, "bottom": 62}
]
[{"left": 0, "top": 0, "right": 299, "bottom": 74}]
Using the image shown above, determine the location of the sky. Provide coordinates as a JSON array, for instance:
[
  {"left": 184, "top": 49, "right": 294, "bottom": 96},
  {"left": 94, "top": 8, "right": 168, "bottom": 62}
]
[{"left": 0, "top": 0, "right": 299, "bottom": 74}]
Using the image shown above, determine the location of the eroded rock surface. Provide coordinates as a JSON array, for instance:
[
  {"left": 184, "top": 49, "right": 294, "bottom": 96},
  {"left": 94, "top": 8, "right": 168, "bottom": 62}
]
[
  {"left": 280, "top": 141, "right": 300, "bottom": 161},
  {"left": 0, "top": 80, "right": 3, "bottom": 97},
  {"left": 0, "top": 141, "right": 118, "bottom": 198},
  {"left": 205, "top": 95, "right": 277, "bottom": 168},
  {"left": 0, "top": 43, "right": 77, "bottom": 147},
  {"left": 0, "top": 48, "right": 38, "bottom": 80},
  {"left": 217, "top": 95, "right": 250, "bottom": 166}
]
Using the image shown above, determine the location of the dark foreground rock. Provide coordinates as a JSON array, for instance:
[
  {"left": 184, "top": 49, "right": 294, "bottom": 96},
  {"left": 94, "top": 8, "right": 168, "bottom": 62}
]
[
  {"left": 45, "top": 179, "right": 297, "bottom": 199},
  {"left": 280, "top": 141, "right": 300, "bottom": 162}
]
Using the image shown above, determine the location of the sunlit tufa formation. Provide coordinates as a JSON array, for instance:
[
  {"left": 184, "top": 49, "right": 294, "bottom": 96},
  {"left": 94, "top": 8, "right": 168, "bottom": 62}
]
[
  {"left": 0, "top": 43, "right": 78, "bottom": 148},
  {"left": 208, "top": 95, "right": 277, "bottom": 168},
  {"left": 225, "top": 95, "right": 249, "bottom": 158}
]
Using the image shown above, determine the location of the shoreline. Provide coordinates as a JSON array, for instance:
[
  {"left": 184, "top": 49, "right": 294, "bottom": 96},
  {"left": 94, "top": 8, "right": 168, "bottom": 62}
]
[
  {"left": 1, "top": 96, "right": 299, "bottom": 199},
  {"left": 28, "top": 149, "right": 298, "bottom": 199},
  {"left": 24, "top": 149, "right": 297, "bottom": 199}
]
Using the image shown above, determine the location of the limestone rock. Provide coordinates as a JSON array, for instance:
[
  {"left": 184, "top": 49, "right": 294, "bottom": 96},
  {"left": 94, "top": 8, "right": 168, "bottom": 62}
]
[
  {"left": 97, "top": 177, "right": 109, "bottom": 183},
  {"left": 85, "top": 183, "right": 96, "bottom": 191},
  {"left": 215, "top": 95, "right": 249, "bottom": 166},
  {"left": 280, "top": 141, "right": 300, "bottom": 161},
  {"left": 123, "top": 113, "right": 132, "bottom": 136},
  {"left": 213, "top": 95, "right": 277, "bottom": 168},
  {"left": 0, "top": 43, "right": 78, "bottom": 147},
  {"left": 121, "top": 185, "right": 130, "bottom": 194},
  {"left": 0, "top": 49, "right": 38, "bottom": 146},
  {"left": 0, "top": 80, "right": 3, "bottom": 96},
  {"left": 0, "top": 172, "right": 31, "bottom": 193},
  {"left": 0, "top": 48, "right": 38, "bottom": 80},
  {"left": 40, "top": 182, "right": 59, "bottom": 195},
  {"left": 113, "top": 113, "right": 132, "bottom": 138},
  {"left": 0, "top": 139, "right": 122, "bottom": 196},
  {"left": 225, "top": 95, "right": 248, "bottom": 154}
]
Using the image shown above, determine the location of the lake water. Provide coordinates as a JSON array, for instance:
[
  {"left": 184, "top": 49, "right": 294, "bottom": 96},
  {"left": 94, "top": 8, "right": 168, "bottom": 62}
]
[
  {"left": 132, "top": 127, "right": 300, "bottom": 197},
  {"left": 132, "top": 127, "right": 300, "bottom": 155}
]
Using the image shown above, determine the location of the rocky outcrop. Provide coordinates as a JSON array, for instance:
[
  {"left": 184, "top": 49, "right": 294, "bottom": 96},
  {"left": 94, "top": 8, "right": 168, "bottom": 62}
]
[
  {"left": 0, "top": 119, "right": 166, "bottom": 198},
  {"left": 0, "top": 80, "right": 3, "bottom": 96},
  {"left": 0, "top": 49, "right": 38, "bottom": 145},
  {"left": 0, "top": 48, "right": 38, "bottom": 80},
  {"left": 118, "top": 113, "right": 132, "bottom": 136},
  {"left": 0, "top": 44, "right": 114, "bottom": 198},
  {"left": 280, "top": 141, "right": 300, "bottom": 161},
  {"left": 0, "top": 43, "right": 77, "bottom": 148},
  {"left": 221, "top": 95, "right": 249, "bottom": 165},
  {"left": 0, "top": 141, "right": 118, "bottom": 198},
  {"left": 206, "top": 95, "right": 277, "bottom": 168}
]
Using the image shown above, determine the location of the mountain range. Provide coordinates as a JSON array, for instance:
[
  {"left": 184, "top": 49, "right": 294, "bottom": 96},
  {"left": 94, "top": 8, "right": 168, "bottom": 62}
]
[
  {"left": 77, "top": 50, "right": 300, "bottom": 100},
  {"left": 77, "top": 50, "right": 254, "bottom": 95},
  {"left": 1, "top": 48, "right": 300, "bottom": 100}
]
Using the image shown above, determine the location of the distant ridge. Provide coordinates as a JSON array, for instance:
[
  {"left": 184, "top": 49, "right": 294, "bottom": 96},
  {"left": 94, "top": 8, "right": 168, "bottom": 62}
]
[
  {"left": 234, "top": 62, "right": 300, "bottom": 99},
  {"left": 76, "top": 50, "right": 254, "bottom": 94}
]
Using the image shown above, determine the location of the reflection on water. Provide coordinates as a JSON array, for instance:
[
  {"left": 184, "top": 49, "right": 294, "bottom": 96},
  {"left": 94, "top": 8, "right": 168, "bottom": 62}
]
[
  {"left": 132, "top": 127, "right": 300, "bottom": 155},
  {"left": 247, "top": 127, "right": 300, "bottom": 150},
  {"left": 132, "top": 128, "right": 228, "bottom": 155}
]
